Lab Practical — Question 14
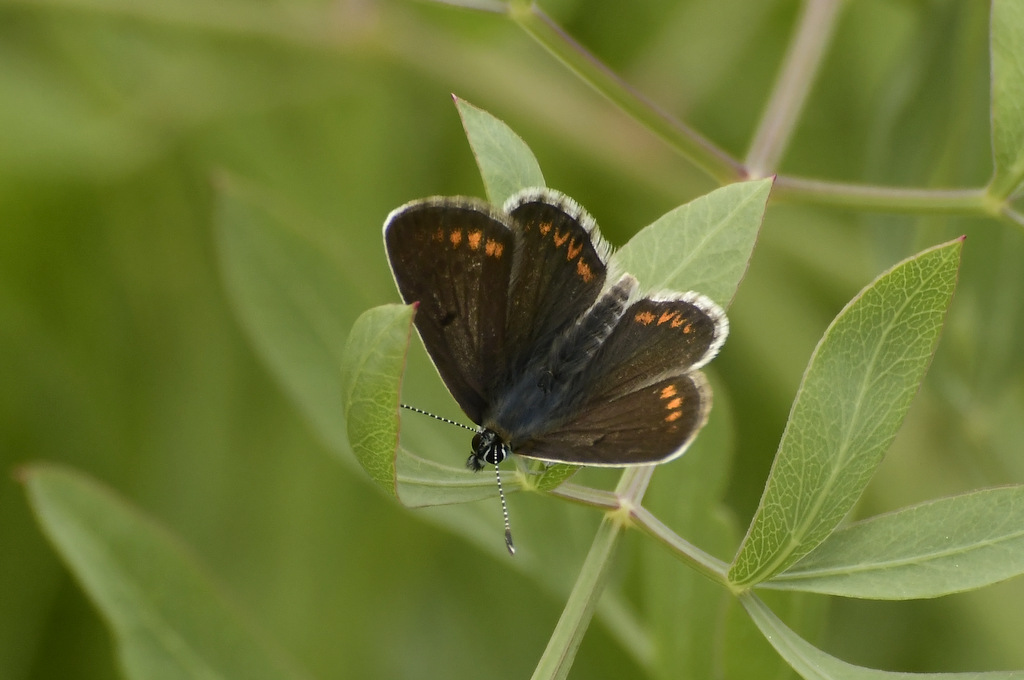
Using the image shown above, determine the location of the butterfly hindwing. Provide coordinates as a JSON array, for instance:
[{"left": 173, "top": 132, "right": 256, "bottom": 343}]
[
  {"left": 511, "top": 294, "right": 727, "bottom": 465},
  {"left": 514, "top": 372, "right": 711, "bottom": 465},
  {"left": 383, "top": 198, "right": 514, "bottom": 424}
]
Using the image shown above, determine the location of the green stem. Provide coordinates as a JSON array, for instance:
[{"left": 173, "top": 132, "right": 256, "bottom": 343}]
[
  {"left": 529, "top": 512, "right": 625, "bottom": 680},
  {"left": 630, "top": 505, "right": 732, "bottom": 587},
  {"left": 548, "top": 483, "right": 620, "bottom": 510},
  {"left": 530, "top": 467, "right": 654, "bottom": 680},
  {"left": 773, "top": 177, "right": 993, "bottom": 214},
  {"left": 1002, "top": 205, "right": 1024, "bottom": 230},
  {"left": 548, "top": 477, "right": 734, "bottom": 595},
  {"left": 745, "top": 0, "right": 845, "bottom": 177},
  {"left": 29, "top": 0, "right": 1021, "bottom": 230},
  {"left": 503, "top": 4, "right": 1020, "bottom": 230},
  {"left": 509, "top": 4, "right": 744, "bottom": 185}
]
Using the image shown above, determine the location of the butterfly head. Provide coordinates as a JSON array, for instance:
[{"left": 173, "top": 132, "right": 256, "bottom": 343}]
[{"left": 468, "top": 428, "right": 510, "bottom": 471}]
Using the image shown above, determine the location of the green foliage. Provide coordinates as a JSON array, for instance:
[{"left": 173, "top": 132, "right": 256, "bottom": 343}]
[
  {"left": 456, "top": 95, "right": 546, "bottom": 204},
  {"left": 4, "top": 1, "right": 1024, "bottom": 679},
  {"left": 22, "top": 464, "right": 309, "bottom": 680},
  {"left": 214, "top": 177, "right": 360, "bottom": 459},
  {"left": 334, "top": 100, "right": 1021, "bottom": 678},
  {"left": 741, "top": 593, "right": 1024, "bottom": 680},
  {"left": 615, "top": 178, "right": 771, "bottom": 306},
  {"left": 768, "top": 486, "right": 1024, "bottom": 600},
  {"left": 340, "top": 303, "right": 411, "bottom": 497},
  {"left": 730, "top": 239, "right": 963, "bottom": 586},
  {"left": 990, "top": 0, "right": 1024, "bottom": 199}
]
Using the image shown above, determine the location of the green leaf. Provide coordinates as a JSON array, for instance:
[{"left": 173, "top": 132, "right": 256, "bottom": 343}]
[
  {"left": 730, "top": 238, "right": 963, "bottom": 587},
  {"left": 533, "top": 463, "right": 580, "bottom": 492},
  {"left": 741, "top": 592, "right": 1024, "bottom": 679},
  {"left": 455, "top": 96, "right": 546, "bottom": 205},
  {"left": 990, "top": 0, "right": 1024, "bottom": 198},
  {"left": 394, "top": 451, "right": 513, "bottom": 508},
  {"left": 21, "top": 464, "right": 308, "bottom": 680},
  {"left": 214, "top": 176, "right": 358, "bottom": 460},
  {"left": 340, "top": 304, "right": 525, "bottom": 506},
  {"left": 765, "top": 486, "right": 1024, "bottom": 599},
  {"left": 615, "top": 178, "right": 771, "bottom": 308},
  {"left": 340, "top": 303, "right": 413, "bottom": 496}
]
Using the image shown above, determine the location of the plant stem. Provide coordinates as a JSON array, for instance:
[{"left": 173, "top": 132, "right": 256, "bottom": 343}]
[
  {"left": 773, "top": 177, "right": 992, "bottom": 214},
  {"left": 509, "top": 4, "right": 744, "bottom": 185},
  {"left": 1002, "top": 205, "right": 1024, "bottom": 229},
  {"left": 498, "top": 2, "right": 1021, "bottom": 229},
  {"left": 530, "top": 467, "right": 654, "bottom": 679},
  {"left": 530, "top": 511, "right": 626, "bottom": 680},
  {"left": 630, "top": 505, "right": 732, "bottom": 587},
  {"left": 745, "top": 0, "right": 845, "bottom": 178},
  {"left": 548, "top": 483, "right": 620, "bottom": 509}
]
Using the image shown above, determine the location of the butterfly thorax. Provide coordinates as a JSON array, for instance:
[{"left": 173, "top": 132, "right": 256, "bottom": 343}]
[{"left": 481, "top": 276, "right": 636, "bottom": 455}]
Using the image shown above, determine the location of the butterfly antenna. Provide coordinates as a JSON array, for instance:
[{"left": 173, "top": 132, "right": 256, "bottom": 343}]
[
  {"left": 400, "top": 404, "right": 476, "bottom": 432},
  {"left": 400, "top": 404, "right": 515, "bottom": 556},
  {"left": 495, "top": 462, "right": 515, "bottom": 555}
]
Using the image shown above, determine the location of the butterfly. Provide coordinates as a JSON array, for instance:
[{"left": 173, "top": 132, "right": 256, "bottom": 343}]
[{"left": 384, "top": 188, "right": 728, "bottom": 551}]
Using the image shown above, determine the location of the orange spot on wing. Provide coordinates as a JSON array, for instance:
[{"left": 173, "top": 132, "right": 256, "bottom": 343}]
[
  {"left": 667, "top": 397, "right": 683, "bottom": 409},
  {"left": 539, "top": 221, "right": 552, "bottom": 236},
  {"left": 449, "top": 230, "right": 463, "bottom": 248},
  {"left": 577, "top": 259, "right": 594, "bottom": 282},
  {"left": 552, "top": 229, "right": 570, "bottom": 247},
  {"left": 566, "top": 240, "right": 583, "bottom": 260},
  {"left": 665, "top": 411, "right": 683, "bottom": 423},
  {"left": 658, "top": 311, "right": 676, "bottom": 325},
  {"left": 660, "top": 384, "right": 678, "bottom": 399},
  {"left": 635, "top": 310, "right": 656, "bottom": 325},
  {"left": 467, "top": 230, "right": 482, "bottom": 250},
  {"left": 485, "top": 239, "right": 504, "bottom": 257}
]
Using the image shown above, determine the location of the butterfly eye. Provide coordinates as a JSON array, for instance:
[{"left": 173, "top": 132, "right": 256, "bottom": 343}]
[
  {"left": 468, "top": 433, "right": 486, "bottom": 471},
  {"left": 469, "top": 429, "right": 508, "bottom": 469}
]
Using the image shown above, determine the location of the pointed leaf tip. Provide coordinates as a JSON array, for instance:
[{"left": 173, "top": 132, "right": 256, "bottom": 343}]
[{"left": 455, "top": 98, "right": 545, "bottom": 205}]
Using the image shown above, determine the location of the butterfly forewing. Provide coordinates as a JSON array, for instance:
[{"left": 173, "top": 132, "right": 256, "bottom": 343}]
[
  {"left": 499, "top": 193, "right": 609, "bottom": 386},
  {"left": 384, "top": 199, "right": 514, "bottom": 424}
]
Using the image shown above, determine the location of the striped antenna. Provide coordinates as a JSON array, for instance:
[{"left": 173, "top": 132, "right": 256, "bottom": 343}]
[
  {"left": 400, "top": 403, "right": 516, "bottom": 556},
  {"left": 495, "top": 462, "right": 515, "bottom": 555},
  {"left": 400, "top": 404, "right": 476, "bottom": 431}
]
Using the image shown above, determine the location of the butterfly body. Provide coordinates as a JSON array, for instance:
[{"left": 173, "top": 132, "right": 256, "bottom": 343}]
[
  {"left": 384, "top": 188, "right": 728, "bottom": 471},
  {"left": 481, "top": 275, "right": 635, "bottom": 456}
]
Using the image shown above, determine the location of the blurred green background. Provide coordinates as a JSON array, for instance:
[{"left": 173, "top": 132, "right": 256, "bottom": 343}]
[{"left": 3, "top": 0, "right": 1023, "bottom": 677}]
